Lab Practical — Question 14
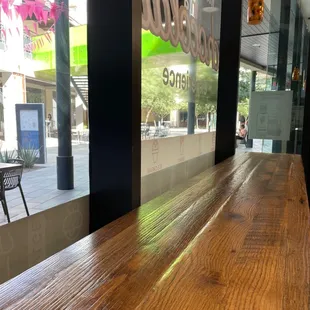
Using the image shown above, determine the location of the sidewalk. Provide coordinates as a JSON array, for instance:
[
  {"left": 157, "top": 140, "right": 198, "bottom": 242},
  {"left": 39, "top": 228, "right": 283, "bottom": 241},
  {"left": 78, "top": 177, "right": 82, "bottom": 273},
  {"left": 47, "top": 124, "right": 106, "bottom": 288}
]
[
  {"left": 236, "top": 139, "right": 273, "bottom": 154},
  {"left": 0, "top": 143, "right": 89, "bottom": 226}
]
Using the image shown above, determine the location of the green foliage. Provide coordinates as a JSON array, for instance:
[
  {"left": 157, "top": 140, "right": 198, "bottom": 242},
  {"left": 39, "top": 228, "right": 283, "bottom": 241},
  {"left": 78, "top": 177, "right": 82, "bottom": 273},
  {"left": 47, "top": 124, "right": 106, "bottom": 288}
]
[
  {"left": 0, "top": 150, "right": 16, "bottom": 163},
  {"left": 256, "top": 73, "right": 272, "bottom": 91},
  {"left": 142, "top": 63, "right": 271, "bottom": 125},
  {"left": 238, "top": 68, "right": 252, "bottom": 118},
  {"left": 238, "top": 68, "right": 251, "bottom": 104},
  {"left": 18, "top": 147, "right": 39, "bottom": 168},
  {"left": 172, "top": 63, "right": 219, "bottom": 117},
  {"left": 142, "top": 67, "right": 180, "bottom": 122},
  {"left": 237, "top": 69, "right": 272, "bottom": 117},
  {"left": 142, "top": 60, "right": 219, "bottom": 123},
  {"left": 238, "top": 99, "right": 250, "bottom": 118},
  {"left": 195, "top": 64, "right": 218, "bottom": 116}
]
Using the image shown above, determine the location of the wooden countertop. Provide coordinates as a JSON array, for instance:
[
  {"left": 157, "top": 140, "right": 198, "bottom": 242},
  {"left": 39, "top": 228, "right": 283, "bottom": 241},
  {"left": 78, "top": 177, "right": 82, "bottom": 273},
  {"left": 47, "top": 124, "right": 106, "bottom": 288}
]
[{"left": 0, "top": 153, "right": 309, "bottom": 309}]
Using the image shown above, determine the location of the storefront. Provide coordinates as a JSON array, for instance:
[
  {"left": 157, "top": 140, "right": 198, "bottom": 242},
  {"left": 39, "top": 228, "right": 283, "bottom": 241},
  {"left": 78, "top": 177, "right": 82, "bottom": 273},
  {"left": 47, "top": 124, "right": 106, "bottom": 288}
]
[
  {"left": 1, "top": 0, "right": 310, "bottom": 290},
  {"left": 88, "top": 0, "right": 310, "bottom": 231}
]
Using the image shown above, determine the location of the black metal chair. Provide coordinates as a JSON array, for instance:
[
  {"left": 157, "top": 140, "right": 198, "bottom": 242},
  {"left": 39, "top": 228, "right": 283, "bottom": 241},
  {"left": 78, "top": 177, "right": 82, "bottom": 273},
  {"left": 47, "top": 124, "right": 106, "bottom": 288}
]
[{"left": 1, "top": 159, "right": 29, "bottom": 223}]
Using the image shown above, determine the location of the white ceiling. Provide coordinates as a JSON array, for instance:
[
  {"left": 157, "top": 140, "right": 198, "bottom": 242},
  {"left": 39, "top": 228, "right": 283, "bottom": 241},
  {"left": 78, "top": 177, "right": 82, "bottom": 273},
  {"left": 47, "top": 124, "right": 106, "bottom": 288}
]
[{"left": 300, "top": 0, "right": 310, "bottom": 30}]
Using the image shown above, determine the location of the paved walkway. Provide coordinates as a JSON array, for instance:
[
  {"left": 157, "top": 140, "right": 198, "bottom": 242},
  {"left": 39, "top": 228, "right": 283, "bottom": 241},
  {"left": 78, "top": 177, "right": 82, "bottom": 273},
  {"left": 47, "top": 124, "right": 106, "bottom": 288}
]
[
  {"left": 236, "top": 139, "right": 273, "bottom": 154},
  {"left": 0, "top": 144, "right": 89, "bottom": 226}
]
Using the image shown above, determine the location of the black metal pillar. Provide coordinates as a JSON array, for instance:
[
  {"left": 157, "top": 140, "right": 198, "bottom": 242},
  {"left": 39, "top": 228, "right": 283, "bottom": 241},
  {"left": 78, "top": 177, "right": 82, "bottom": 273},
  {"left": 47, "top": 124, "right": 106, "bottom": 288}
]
[
  {"left": 301, "top": 34, "right": 310, "bottom": 196},
  {"left": 187, "top": 102, "right": 195, "bottom": 134},
  {"left": 187, "top": 56, "right": 196, "bottom": 135},
  {"left": 55, "top": 0, "right": 74, "bottom": 190},
  {"left": 287, "top": 5, "right": 303, "bottom": 154},
  {"left": 246, "top": 71, "right": 256, "bottom": 148},
  {"left": 251, "top": 71, "right": 257, "bottom": 92},
  {"left": 272, "top": 0, "right": 291, "bottom": 153},
  {"left": 88, "top": 0, "right": 141, "bottom": 232},
  {"left": 215, "top": 0, "right": 242, "bottom": 164}
]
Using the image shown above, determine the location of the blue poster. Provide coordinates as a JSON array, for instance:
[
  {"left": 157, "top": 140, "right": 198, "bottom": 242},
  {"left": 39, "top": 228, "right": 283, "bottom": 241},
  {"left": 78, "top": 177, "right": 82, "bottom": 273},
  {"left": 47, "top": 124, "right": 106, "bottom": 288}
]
[
  {"left": 16, "top": 105, "right": 46, "bottom": 164},
  {"left": 20, "top": 131, "right": 40, "bottom": 149}
]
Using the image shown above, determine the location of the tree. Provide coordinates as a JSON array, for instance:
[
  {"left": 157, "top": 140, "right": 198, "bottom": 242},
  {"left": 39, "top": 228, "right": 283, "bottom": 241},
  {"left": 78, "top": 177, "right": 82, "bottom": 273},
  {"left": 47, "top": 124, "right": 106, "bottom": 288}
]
[
  {"left": 142, "top": 67, "right": 180, "bottom": 124},
  {"left": 238, "top": 99, "right": 250, "bottom": 117},
  {"left": 195, "top": 65, "right": 218, "bottom": 129},
  {"left": 174, "top": 63, "right": 219, "bottom": 129},
  {"left": 151, "top": 90, "right": 176, "bottom": 122},
  {"left": 238, "top": 68, "right": 251, "bottom": 103},
  {"left": 238, "top": 68, "right": 251, "bottom": 118}
]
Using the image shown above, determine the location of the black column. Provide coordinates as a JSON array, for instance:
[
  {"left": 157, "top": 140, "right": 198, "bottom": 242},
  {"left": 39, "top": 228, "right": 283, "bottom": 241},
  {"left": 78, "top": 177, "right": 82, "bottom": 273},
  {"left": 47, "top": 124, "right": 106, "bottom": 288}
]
[
  {"left": 272, "top": 0, "right": 291, "bottom": 153},
  {"left": 251, "top": 71, "right": 257, "bottom": 92},
  {"left": 215, "top": 0, "right": 242, "bottom": 164},
  {"left": 187, "top": 102, "right": 195, "bottom": 134},
  {"left": 88, "top": 0, "right": 141, "bottom": 232},
  {"left": 301, "top": 34, "right": 310, "bottom": 196},
  {"left": 246, "top": 71, "right": 256, "bottom": 148},
  {"left": 55, "top": 0, "right": 74, "bottom": 190},
  {"left": 287, "top": 6, "right": 303, "bottom": 154},
  {"left": 187, "top": 56, "right": 196, "bottom": 135}
]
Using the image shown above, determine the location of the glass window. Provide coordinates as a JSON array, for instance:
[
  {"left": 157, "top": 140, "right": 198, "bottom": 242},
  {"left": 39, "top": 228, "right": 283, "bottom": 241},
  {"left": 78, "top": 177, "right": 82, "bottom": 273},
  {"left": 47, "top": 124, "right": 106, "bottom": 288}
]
[
  {"left": 141, "top": 0, "right": 222, "bottom": 203},
  {"left": 0, "top": 0, "right": 89, "bottom": 227}
]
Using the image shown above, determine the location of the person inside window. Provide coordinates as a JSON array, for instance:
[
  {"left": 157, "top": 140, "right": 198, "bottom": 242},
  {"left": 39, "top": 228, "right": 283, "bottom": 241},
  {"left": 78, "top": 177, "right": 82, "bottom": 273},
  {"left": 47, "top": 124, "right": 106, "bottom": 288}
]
[
  {"left": 239, "top": 124, "right": 247, "bottom": 138},
  {"left": 236, "top": 124, "right": 248, "bottom": 147}
]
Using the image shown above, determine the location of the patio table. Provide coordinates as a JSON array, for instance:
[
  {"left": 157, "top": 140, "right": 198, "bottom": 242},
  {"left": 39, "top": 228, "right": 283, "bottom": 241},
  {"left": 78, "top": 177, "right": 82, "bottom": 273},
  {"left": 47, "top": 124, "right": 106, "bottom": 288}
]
[{"left": 0, "top": 163, "right": 22, "bottom": 174}]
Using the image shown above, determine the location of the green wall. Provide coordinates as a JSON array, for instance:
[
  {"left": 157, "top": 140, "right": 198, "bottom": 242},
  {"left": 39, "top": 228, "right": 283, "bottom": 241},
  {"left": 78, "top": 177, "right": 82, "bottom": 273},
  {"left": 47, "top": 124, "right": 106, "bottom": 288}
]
[{"left": 33, "top": 26, "right": 183, "bottom": 80}]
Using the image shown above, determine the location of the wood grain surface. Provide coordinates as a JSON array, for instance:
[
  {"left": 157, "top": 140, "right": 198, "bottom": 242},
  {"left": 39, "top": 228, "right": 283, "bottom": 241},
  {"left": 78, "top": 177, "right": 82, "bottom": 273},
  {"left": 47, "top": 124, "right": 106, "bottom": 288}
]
[{"left": 0, "top": 153, "right": 308, "bottom": 310}]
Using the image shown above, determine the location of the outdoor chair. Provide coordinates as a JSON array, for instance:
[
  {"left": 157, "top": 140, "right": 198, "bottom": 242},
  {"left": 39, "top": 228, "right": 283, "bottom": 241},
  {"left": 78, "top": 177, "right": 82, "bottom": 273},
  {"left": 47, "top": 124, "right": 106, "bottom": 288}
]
[
  {"left": 141, "top": 124, "right": 150, "bottom": 140},
  {"left": 154, "top": 126, "right": 168, "bottom": 138},
  {"left": 0, "top": 159, "right": 29, "bottom": 223}
]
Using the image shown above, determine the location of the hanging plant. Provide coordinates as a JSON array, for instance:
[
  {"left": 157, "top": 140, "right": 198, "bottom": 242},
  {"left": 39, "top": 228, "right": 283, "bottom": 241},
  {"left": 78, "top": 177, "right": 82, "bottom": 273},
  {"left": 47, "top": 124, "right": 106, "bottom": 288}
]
[
  {"left": 247, "top": 0, "right": 264, "bottom": 25},
  {"left": 0, "top": 0, "right": 68, "bottom": 51},
  {"left": 0, "top": 0, "right": 68, "bottom": 25}
]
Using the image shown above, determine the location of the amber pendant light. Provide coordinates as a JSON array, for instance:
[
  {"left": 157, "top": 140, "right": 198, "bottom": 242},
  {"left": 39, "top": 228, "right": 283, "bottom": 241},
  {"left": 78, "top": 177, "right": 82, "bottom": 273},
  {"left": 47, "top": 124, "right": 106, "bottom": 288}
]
[
  {"left": 247, "top": 0, "right": 264, "bottom": 25},
  {"left": 292, "top": 67, "right": 300, "bottom": 81}
]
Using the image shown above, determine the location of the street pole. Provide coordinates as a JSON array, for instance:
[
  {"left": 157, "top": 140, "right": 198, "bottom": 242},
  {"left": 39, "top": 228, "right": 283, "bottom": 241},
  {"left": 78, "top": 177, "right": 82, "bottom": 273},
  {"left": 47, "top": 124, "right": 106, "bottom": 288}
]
[
  {"left": 246, "top": 71, "right": 256, "bottom": 148},
  {"left": 187, "top": 56, "right": 196, "bottom": 135},
  {"left": 55, "top": 0, "right": 74, "bottom": 190},
  {"left": 187, "top": 0, "right": 196, "bottom": 135}
]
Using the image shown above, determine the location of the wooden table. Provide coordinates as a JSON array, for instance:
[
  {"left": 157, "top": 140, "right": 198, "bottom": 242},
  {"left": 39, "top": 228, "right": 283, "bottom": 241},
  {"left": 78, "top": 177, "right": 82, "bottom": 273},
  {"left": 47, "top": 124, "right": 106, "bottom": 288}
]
[{"left": 0, "top": 153, "right": 309, "bottom": 309}]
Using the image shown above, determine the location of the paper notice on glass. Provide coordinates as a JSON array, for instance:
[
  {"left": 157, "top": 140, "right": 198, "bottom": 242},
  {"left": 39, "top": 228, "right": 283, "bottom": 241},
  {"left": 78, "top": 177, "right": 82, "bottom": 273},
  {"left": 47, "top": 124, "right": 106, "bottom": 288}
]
[
  {"left": 248, "top": 91, "right": 293, "bottom": 141},
  {"left": 20, "top": 110, "right": 40, "bottom": 157}
]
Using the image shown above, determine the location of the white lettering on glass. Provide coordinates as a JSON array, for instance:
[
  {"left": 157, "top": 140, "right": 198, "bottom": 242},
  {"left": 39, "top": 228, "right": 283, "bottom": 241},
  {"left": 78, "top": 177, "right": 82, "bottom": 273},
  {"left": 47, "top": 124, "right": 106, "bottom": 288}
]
[{"left": 142, "top": 0, "right": 219, "bottom": 71}]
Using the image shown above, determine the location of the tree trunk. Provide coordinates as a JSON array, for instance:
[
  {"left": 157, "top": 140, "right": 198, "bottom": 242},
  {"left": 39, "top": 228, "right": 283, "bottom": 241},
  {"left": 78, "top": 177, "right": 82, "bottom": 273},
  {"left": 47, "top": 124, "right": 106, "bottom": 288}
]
[
  {"left": 206, "top": 114, "right": 208, "bottom": 130},
  {"left": 196, "top": 116, "right": 199, "bottom": 129},
  {"left": 145, "top": 108, "right": 152, "bottom": 124}
]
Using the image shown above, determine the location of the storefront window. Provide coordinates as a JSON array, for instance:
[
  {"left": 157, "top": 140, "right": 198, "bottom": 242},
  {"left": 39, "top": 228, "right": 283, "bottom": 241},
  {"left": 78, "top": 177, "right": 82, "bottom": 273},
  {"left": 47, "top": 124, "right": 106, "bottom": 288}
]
[{"left": 141, "top": 0, "right": 222, "bottom": 203}]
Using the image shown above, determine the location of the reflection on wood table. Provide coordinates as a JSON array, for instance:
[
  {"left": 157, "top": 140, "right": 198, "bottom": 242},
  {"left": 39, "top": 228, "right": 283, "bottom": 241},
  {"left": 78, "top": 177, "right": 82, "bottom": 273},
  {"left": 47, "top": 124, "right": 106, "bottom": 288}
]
[{"left": 0, "top": 153, "right": 309, "bottom": 309}]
